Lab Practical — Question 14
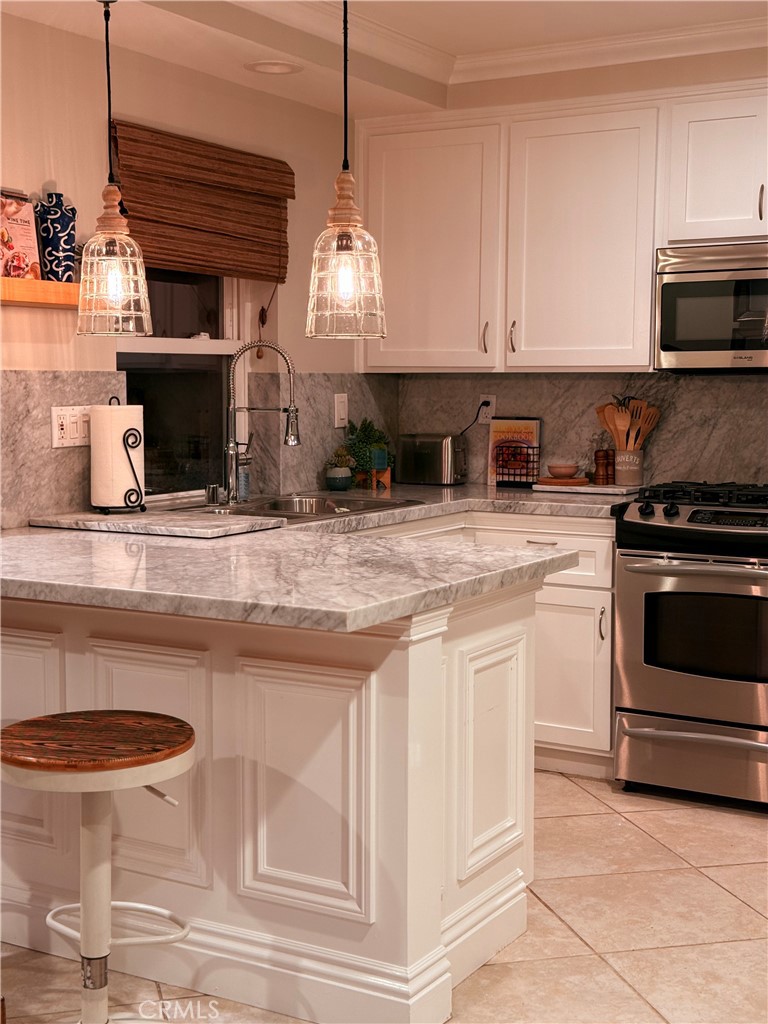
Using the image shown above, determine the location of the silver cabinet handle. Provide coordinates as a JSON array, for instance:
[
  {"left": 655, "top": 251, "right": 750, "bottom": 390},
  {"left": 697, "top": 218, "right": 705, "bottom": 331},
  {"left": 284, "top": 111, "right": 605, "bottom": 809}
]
[
  {"left": 480, "top": 320, "right": 489, "bottom": 354},
  {"left": 508, "top": 320, "right": 516, "bottom": 353},
  {"left": 622, "top": 726, "right": 768, "bottom": 753},
  {"left": 525, "top": 538, "right": 558, "bottom": 546},
  {"left": 760, "top": 183, "right": 765, "bottom": 221},
  {"left": 598, "top": 606, "right": 606, "bottom": 641}
]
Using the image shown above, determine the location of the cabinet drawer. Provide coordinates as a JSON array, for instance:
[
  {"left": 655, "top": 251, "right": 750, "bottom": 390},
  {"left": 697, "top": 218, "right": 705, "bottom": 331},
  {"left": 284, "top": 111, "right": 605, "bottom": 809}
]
[{"left": 472, "top": 527, "right": 613, "bottom": 588}]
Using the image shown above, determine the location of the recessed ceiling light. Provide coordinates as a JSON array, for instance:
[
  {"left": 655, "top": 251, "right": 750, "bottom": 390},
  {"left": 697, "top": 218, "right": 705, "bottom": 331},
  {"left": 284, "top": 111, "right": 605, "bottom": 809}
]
[{"left": 244, "top": 60, "right": 303, "bottom": 75}]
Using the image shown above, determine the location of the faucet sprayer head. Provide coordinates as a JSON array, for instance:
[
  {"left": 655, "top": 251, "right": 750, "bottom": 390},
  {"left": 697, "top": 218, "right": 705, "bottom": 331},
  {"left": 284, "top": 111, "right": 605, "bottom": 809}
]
[{"left": 284, "top": 405, "right": 301, "bottom": 446}]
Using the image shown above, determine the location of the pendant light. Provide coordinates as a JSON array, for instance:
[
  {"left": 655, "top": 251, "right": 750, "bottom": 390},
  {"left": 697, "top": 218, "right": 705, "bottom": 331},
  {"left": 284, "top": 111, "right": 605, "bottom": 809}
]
[
  {"left": 306, "top": 1, "right": 385, "bottom": 339},
  {"left": 77, "top": 0, "right": 152, "bottom": 336}
]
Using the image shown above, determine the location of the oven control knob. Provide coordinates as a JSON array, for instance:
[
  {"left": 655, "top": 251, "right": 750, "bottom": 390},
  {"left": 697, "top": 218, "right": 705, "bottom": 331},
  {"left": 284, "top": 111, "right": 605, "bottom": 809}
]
[
  {"left": 638, "top": 501, "right": 655, "bottom": 517},
  {"left": 663, "top": 502, "right": 680, "bottom": 518}
]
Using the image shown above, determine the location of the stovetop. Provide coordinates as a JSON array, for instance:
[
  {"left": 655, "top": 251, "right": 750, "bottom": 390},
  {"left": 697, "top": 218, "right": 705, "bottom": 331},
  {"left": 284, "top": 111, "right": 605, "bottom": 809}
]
[
  {"left": 615, "top": 480, "right": 768, "bottom": 557},
  {"left": 637, "top": 481, "right": 768, "bottom": 508}
]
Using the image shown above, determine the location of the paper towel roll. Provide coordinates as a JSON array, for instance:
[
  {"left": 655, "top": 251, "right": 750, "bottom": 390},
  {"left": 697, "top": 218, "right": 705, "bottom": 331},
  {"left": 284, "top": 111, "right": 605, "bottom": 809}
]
[{"left": 90, "top": 403, "right": 145, "bottom": 511}]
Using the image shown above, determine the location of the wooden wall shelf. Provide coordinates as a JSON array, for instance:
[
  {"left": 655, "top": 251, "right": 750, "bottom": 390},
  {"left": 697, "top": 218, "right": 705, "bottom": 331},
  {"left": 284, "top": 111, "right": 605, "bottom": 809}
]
[{"left": 1, "top": 278, "right": 79, "bottom": 309}]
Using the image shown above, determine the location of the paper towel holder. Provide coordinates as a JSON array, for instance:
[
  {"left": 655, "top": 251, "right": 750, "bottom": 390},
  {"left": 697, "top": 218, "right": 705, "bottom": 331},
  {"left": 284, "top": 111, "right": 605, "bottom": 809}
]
[{"left": 93, "top": 396, "right": 147, "bottom": 515}]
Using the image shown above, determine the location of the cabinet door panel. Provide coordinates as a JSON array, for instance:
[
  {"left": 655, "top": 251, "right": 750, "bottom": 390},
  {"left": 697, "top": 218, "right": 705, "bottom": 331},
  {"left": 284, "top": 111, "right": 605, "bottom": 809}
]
[
  {"left": 364, "top": 126, "right": 501, "bottom": 369},
  {"left": 506, "top": 109, "right": 657, "bottom": 369},
  {"left": 534, "top": 587, "right": 612, "bottom": 752},
  {"left": 668, "top": 96, "right": 768, "bottom": 241}
]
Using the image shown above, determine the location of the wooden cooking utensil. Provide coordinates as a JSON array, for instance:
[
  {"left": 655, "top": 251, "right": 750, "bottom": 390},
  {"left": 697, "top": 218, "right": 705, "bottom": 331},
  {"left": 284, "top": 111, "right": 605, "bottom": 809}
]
[
  {"left": 613, "top": 406, "right": 631, "bottom": 449},
  {"left": 634, "top": 406, "right": 660, "bottom": 449},
  {"left": 595, "top": 403, "right": 611, "bottom": 434},
  {"left": 602, "top": 404, "right": 623, "bottom": 449},
  {"left": 627, "top": 399, "right": 647, "bottom": 449}
]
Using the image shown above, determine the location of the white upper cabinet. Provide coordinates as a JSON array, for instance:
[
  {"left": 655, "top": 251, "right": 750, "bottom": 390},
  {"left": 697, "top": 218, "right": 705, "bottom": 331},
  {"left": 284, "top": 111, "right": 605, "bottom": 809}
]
[
  {"left": 362, "top": 125, "right": 502, "bottom": 370},
  {"left": 666, "top": 96, "right": 767, "bottom": 242},
  {"left": 505, "top": 109, "right": 658, "bottom": 370}
]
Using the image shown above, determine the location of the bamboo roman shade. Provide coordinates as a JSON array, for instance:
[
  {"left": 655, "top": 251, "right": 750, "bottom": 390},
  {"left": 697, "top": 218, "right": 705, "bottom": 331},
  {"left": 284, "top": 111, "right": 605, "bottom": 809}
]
[{"left": 110, "top": 119, "right": 295, "bottom": 282}]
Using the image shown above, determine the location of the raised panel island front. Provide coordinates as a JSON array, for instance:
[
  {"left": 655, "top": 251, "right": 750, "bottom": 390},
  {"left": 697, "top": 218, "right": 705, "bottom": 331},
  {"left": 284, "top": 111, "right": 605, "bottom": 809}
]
[{"left": 1, "top": 524, "right": 577, "bottom": 1023}]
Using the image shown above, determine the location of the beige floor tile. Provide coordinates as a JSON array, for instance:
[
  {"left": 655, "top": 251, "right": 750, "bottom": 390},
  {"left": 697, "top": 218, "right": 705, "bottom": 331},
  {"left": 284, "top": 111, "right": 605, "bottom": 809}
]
[
  {"left": 533, "top": 867, "right": 767, "bottom": 952},
  {"left": 605, "top": 939, "right": 768, "bottom": 1024},
  {"left": 0, "top": 945, "right": 161, "bottom": 1016},
  {"left": 534, "top": 811, "right": 687, "bottom": 879},
  {"left": 625, "top": 805, "right": 768, "bottom": 866},
  {"left": 534, "top": 771, "right": 612, "bottom": 818},
  {"left": 154, "top": 994, "right": 308, "bottom": 1023},
  {"left": 489, "top": 894, "right": 592, "bottom": 963},
  {"left": 450, "top": 956, "right": 665, "bottom": 1023},
  {"left": 702, "top": 862, "right": 768, "bottom": 916},
  {"left": 571, "top": 775, "right": 705, "bottom": 812},
  {"left": 9, "top": 1005, "right": 148, "bottom": 1024}
]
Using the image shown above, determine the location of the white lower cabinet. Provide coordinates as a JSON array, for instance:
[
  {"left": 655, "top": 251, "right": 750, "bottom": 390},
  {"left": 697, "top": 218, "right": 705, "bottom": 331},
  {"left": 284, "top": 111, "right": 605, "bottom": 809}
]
[{"left": 366, "top": 510, "right": 614, "bottom": 754}]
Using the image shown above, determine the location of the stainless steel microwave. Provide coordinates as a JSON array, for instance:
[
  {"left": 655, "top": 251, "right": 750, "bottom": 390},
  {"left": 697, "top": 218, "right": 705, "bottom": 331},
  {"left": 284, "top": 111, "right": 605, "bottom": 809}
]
[{"left": 654, "top": 242, "right": 768, "bottom": 370}]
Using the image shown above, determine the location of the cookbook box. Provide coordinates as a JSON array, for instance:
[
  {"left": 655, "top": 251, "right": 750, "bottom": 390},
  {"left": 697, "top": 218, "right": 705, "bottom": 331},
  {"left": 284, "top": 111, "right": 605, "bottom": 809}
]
[{"left": 1, "top": 191, "right": 41, "bottom": 279}]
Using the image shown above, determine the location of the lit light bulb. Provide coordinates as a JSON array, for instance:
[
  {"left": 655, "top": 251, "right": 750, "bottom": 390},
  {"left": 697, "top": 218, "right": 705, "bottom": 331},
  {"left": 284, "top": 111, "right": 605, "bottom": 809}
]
[
  {"left": 106, "top": 261, "right": 124, "bottom": 307},
  {"left": 335, "top": 256, "right": 356, "bottom": 305}
]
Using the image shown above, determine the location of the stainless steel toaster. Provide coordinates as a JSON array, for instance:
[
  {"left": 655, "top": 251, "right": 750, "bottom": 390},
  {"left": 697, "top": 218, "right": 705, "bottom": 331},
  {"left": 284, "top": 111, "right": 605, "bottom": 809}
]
[{"left": 396, "top": 434, "right": 467, "bottom": 485}]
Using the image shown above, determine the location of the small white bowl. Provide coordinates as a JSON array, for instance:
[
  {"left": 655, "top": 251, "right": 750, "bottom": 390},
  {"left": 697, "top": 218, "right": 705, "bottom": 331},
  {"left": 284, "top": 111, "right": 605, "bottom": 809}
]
[{"left": 547, "top": 463, "right": 579, "bottom": 479}]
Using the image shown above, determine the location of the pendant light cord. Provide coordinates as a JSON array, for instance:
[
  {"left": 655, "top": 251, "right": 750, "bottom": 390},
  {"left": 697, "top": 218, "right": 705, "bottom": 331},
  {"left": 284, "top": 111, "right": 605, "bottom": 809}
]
[
  {"left": 102, "top": 0, "right": 116, "bottom": 184},
  {"left": 342, "top": 0, "right": 349, "bottom": 171}
]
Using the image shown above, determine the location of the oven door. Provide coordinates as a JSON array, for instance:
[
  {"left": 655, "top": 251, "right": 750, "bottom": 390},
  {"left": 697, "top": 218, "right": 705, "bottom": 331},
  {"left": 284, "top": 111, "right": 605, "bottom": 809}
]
[
  {"left": 614, "top": 550, "right": 768, "bottom": 727},
  {"left": 655, "top": 267, "right": 768, "bottom": 370}
]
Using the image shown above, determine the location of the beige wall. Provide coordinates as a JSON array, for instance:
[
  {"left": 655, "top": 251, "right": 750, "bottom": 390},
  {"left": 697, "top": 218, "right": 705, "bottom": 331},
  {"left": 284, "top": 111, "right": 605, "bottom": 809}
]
[{"left": 1, "top": 14, "right": 357, "bottom": 373}]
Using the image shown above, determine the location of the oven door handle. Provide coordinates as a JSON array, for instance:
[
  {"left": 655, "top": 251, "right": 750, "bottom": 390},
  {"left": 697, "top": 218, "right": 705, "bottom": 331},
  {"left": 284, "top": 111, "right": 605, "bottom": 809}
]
[
  {"left": 623, "top": 562, "right": 768, "bottom": 581},
  {"left": 622, "top": 726, "right": 768, "bottom": 753}
]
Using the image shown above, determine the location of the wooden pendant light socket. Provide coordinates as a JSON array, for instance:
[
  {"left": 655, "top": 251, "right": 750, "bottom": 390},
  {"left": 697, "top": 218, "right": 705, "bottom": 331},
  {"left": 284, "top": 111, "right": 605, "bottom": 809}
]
[
  {"left": 95, "top": 183, "right": 129, "bottom": 233},
  {"left": 326, "top": 170, "right": 363, "bottom": 228}
]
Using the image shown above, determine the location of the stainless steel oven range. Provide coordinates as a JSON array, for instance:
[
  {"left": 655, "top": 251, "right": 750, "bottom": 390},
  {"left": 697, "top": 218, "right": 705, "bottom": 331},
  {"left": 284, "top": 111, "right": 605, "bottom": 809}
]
[{"left": 613, "top": 482, "right": 768, "bottom": 803}]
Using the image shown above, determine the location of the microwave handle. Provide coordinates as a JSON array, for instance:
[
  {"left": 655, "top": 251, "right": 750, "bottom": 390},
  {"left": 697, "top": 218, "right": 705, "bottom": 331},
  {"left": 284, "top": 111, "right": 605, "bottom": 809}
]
[
  {"left": 621, "top": 726, "right": 768, "bottom": 753},
  {"left": 623, "top": 561, "right": 768, "bottom": 581}
]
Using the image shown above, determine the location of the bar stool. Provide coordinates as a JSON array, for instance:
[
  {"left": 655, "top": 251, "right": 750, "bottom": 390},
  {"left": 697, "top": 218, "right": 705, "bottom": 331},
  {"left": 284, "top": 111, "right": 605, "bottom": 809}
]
[{"left": 1, "top": 710, "right": 196, "bottom": 1024}]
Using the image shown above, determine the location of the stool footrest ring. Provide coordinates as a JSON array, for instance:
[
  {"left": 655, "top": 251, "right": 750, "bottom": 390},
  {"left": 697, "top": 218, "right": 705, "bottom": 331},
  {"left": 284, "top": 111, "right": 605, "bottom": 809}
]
[{"left": 46, "top": 900, "right": 190, "bottom": 947}]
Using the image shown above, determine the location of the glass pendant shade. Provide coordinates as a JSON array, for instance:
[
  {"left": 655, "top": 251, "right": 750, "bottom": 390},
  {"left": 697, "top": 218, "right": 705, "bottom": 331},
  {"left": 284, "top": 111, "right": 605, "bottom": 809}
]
[
  {"left": 77, "top": 184, "right": 152, "bottom": 336},
  {"left": 306, "top": 171, "right": 386, "bottom": 339}
]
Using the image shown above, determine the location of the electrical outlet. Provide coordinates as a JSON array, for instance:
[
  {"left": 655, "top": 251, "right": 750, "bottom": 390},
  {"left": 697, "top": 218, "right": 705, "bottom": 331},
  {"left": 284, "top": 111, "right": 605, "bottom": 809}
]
[
  {"left": 51, "top": 406, "right": 91, "bottom": 448},
  {"left": 478, "top": 394, "right": 496, "bottom": 424},
  {"left": 334, "top": 393, "right": 349, "bottom": 429}
]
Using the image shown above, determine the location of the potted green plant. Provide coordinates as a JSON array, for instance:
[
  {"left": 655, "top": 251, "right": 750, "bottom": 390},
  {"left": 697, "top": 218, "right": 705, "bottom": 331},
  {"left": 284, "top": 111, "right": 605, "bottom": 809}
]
[
  {"left": 344, "top": 418, "right": 394, "bottom": 489},
  {"left": 325, "top": 445, "right": 356, "bottom": 491}
]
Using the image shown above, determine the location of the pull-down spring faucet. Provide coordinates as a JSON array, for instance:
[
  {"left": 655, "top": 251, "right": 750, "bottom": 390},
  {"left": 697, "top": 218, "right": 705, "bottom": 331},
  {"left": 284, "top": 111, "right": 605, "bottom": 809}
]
[{"left": 225, "top": 340, "right": 300, "bottom": 505}]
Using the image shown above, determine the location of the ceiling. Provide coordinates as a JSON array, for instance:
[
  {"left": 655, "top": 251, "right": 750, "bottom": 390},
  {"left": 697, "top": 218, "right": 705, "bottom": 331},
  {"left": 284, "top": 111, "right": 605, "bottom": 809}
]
[{"left": 3, "top": 0, "right": 767, "bottom": 116}]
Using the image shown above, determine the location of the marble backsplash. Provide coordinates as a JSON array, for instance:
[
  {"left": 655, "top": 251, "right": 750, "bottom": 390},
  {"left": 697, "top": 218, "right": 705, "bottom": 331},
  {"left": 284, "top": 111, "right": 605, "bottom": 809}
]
[
  {"left": 398, "top": 372, "right": 768, "bottom": 486},
  {"left": 2, "top": 368, "right": 766, "bottom": 529},
  {"left": 247, "top": 372, "right": 399, "bottom": 494},
  {"left": 2, "top": 371, "right": 126, "bottom": 530}
]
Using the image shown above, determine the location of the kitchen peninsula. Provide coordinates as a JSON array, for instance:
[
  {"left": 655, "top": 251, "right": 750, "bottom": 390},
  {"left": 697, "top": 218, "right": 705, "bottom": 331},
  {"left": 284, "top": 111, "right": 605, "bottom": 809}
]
[{"left": 1, "top": 519, "right": 576, "bottom": 1023}]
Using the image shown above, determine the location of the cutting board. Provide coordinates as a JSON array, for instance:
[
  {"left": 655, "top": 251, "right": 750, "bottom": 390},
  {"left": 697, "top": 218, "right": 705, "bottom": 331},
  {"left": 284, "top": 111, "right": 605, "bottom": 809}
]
[
  {"left": 536, "top": 477, "right": 590, "bottom": 486},
  {"left": 533, "top": 482, "right": 640, "bottom": 495}
]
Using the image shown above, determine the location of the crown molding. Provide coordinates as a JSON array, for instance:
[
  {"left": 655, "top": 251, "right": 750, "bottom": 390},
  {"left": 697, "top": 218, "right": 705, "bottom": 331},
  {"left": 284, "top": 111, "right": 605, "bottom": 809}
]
[
  {"left": 242, "top": 1, "right": 455, "bottom": 83},
  {"left": 450, "top": 18, "right": 768, "bottom": 84}
]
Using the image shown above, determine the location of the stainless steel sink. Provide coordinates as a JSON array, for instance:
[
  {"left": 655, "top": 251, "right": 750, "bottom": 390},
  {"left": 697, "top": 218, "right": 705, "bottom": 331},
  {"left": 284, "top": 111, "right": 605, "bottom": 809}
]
[{"left": 197, "top": 494, "right": 424, "bottom": 522}]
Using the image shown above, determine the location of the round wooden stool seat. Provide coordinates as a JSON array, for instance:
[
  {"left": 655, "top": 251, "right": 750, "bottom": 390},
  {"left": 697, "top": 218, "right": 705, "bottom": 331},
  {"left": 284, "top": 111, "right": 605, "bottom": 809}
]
[{"left": 1, "top": 710, "right": 195, "bottom": 793}]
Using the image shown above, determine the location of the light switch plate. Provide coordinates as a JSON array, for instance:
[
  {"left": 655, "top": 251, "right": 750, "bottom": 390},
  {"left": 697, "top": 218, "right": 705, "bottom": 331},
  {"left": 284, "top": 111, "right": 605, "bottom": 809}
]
[
  {"left": 334, "top": 393, "right": 349, "bottom": 429},
  {"left": 51, "top": 406, "right": 91, "bottom": 448}
]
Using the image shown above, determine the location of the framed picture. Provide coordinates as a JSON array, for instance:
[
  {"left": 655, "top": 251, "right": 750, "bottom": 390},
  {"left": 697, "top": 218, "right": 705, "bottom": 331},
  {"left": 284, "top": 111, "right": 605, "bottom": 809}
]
[
  {"left": 488, "top": 417, "right": 541, "bottom": 488},
  {"left": 1, "top": 191, "right": 41, "bottom": 279}
]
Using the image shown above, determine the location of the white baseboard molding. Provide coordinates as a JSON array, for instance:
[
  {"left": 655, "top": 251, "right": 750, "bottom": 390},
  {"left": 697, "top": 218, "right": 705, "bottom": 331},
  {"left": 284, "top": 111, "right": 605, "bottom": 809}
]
[
  {"left": 535, "top": 745, "right": 613, "bottom": 779},
  {"left": 441, "top": 871, "right": 527, "bottom": 984},
  {"left": 2, "top": 885, "right": 453, "bottom": 1024}
]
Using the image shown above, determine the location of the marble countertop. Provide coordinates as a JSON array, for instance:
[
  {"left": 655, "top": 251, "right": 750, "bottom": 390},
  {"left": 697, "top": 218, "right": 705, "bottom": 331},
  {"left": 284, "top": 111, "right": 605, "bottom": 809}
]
[
  {"left": 1, "top": 526, "right": 577, "bottom": 633},
  {"left": 4, "top": 484, "right": 626, "bottom": 632},
  {"left": 28, "top": 509, "right": 288, "bottom": 539}
]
